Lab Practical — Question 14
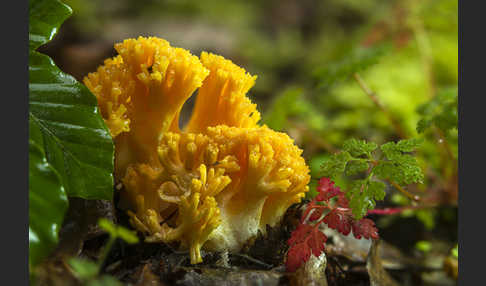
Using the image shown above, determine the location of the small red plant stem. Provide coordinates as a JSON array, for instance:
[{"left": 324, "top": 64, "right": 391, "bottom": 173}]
[
  {"left": 367, "top": 207, "right": 412, "bottom": 215},
  {"left": 366, "top": 205, "right": 432, "bottom": 215},
  {"left": 301, "top": 203, "right": 317, "bottom": 223},
  {"left": 300, "top": 207, "right": 312, "bottom": 223},
  {"left": 301, "top": 204, "right": 329, "bottom": 223},
  {"left": 335, "top": 207, "right": 351, "bottom": 213},
  {"left": 315, "top": 217, "right": 326, "bottom": 228}
]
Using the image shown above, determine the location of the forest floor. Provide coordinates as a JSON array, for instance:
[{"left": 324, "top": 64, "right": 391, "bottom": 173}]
[{"left": 34, "top": 191, "right": 457, "bottom": 286}]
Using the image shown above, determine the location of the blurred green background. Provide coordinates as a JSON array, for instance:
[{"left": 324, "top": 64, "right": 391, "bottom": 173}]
[{"left": 41, "top": 0, "right": 457, "bottom": 255}]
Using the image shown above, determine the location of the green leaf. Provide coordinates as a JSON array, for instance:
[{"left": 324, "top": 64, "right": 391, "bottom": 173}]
[
  {"left": 380, "top": 139, "right": 422, "bottom": 160},
  {"left": 368, "top": 181, "right": 386, "bottom": 201},
  {"left": 321, "top": 151, "right": 352, "bottom": 178},
  {"left": 98, "top": 218, "right": 117, "bottom": 238},
  {"left": 374, "top": 159, "right": 423, "bottom": 186},
  {"left": 376, "top": 140, "right": 424, "bottom": 186},
  {"left": 395, "top": 138, "right": 423, "bottom": 153},
  {"left": 117, "top": 227, "right": 139, "bottom": 244},
  {"left": 377, "top": 139, "right": 423, "bottom": 185},
  {"left": 99, "top": 218, "right": 139, "bottom": 244},
  {"left": 346, "top": 180, "right": 385, "bottom": 219},
  {"left": 345, "top": 159, "right": 369, "bottom": 176},
  {"left": 29, "top": 0, "right": 72, "bottom": 50},
  {"left": 29, "top": 134, "right": 68, "bottom": 270},
  {"left": 346, "top": 180, "right": 376, "bottom": 219},
  {"left": 321, "top": 137, "right": 423, "bottom": 219},
  {"left": 416, "top": 87, "right": 458, "bottom": 134},
  {"left": 68, "top": 258, "right": 99, "bottom": 280},
  {"left": 416, "top": 118, "right": 432, "bottom": 134},
  {"left": 29, "top": 0, "right": 114, "bottom": 200},
  {"left": 342, "top": 138, "right": 377, "bottom": 157}
]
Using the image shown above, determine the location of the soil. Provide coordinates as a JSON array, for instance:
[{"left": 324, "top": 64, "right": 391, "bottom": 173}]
[{"left": 34, "top": 192, "right": 457, "bottom": 286}]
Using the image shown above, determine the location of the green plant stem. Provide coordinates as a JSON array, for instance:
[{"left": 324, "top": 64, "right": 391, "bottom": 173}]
[
  {"left": 353, "top": 73, "right": 408, "bottom": 139},
  {"left": 388, "top": 179, "right": 420, "bottom": 202},
  {"left": 370, "top": 157, "right": 420, "bottom": 202},
  {"left": 434, "top": 127, "right": 456, "bottom": 166},
  {"left": 98, "top": 237, "right": 116, "bottom": 275}
]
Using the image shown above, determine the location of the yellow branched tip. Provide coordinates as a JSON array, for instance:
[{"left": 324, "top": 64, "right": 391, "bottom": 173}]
[
  {"left": 84, "top": 55, "right": 133, "bottom": 138},
  {"left": 185, "top": 52, "right": 261, "bottom": 133},
  {"left": 84, "top": 37, "right": 210, "bottom": 175},
  {"left": 200, "top": 52, "right": 257, "bottom": 96}
]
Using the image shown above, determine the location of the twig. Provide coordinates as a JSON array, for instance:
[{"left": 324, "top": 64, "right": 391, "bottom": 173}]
[
  {"left": 163, "top": 242, "right": 189, "bottom": 255},
  {"left": 353, "top": 73, "right": 408, "bottom": 139},
  {"left": 387, "top": 180, "right": 420, "bottom": 202},
  {"left": 328, "top": 256, "right": 347, "bottom": 275},
  {"left": 434, "top": 127, "right": 456, "bottom": 166},
  {"left": 230, "top": 253, "right": 274, "bottom": 270}
]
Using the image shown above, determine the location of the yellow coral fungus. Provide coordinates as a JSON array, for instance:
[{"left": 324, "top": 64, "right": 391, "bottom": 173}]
[
  {"left": 85, "top": 37, "right": 209, "bottom": 176},
  {"left": 185, "top": 52, "right": 260, "bottom": 132},
  {"left": 84, "top": 36, "right": 310, "bottom": 264}
]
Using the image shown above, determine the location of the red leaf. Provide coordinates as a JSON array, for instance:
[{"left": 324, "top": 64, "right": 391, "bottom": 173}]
[
  {"left": 315, "top": 177, "right": 342, "bottom": 202},
  {"left": 288, "top": 224, "right": 313, "bottom": 246},
  {"left": 308, "top": 228, "right": 327, "bottom": 257},
  {"left": 336, "top": 192, "right": 349, "bottom": 208},
  {"left": 287, "top": 177, "right": 380, "bottom": 272},
  {"left": 352, "top": 218, "right": 379, "bottom": 240},
  {"left": 309, "top": 207, "right": 324, "bottom": 221},
  {"left": 323, "top": 209, "right": 352, "bottom": 236},
  {"left": 287, "top": 225, "right": 327, "bottom": 272},
  {"left": 286, "top": 242, "right": 311, "bottom": 272}
]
